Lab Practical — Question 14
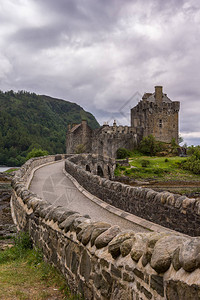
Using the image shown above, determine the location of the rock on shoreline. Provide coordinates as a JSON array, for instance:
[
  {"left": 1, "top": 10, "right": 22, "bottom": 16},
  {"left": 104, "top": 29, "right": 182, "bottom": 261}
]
[{"left": 0, "top": 174, "right": 17, "bottom": 250}]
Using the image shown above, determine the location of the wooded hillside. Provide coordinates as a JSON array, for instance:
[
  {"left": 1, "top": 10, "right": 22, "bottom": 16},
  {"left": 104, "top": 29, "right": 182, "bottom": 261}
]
[{"left": 0, "top": 90, "right": 99, "bottom": 166}]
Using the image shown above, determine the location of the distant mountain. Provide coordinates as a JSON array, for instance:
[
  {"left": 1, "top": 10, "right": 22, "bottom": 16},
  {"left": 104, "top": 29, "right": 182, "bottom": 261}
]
[{"left": 0, "top": 90, "right": 99, "bottom": 166}]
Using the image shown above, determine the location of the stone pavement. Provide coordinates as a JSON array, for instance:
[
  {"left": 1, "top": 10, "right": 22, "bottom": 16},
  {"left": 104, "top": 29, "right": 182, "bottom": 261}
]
[{"left": 29, "top": 161, "right": 151, "bottom": 232}]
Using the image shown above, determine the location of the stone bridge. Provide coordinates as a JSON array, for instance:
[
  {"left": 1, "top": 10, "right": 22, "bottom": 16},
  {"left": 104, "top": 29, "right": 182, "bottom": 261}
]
[
  {"left": 11, "top": 154, "right": 200, "bottom": 300},
  {"left": 68, "top": 153, "right": 116, "bottom": 179}
]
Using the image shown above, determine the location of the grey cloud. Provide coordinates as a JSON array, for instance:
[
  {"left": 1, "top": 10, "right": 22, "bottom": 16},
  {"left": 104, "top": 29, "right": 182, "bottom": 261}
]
[{"left": 0, "top": 0, "right": 200, "bottom": 146}]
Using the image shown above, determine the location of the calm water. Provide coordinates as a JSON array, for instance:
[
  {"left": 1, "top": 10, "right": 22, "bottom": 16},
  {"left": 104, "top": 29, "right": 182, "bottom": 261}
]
[{"left": 0, "top": 166, "right": 15, "bottom": 172}]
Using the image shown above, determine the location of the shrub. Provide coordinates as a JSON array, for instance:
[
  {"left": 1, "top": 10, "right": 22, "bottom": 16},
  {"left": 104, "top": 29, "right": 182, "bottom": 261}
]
[
  {"left": 140, "top": 159, "right": 150, "bottom": 168},
  {"left": 139, "top": 135, "right": 162, "bottom": 156},
  {"left": 124, "top": 169, "right": 132, "bottom": 175},
  {"left": 182, "top": 148, "right": 200, "bottom": 174},
  {"left": 116, "top": 148, "right": 131, "bottom": 159}
]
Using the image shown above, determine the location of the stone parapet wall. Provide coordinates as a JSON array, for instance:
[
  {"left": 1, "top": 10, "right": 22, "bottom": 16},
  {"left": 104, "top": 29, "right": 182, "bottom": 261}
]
[
  {"left": 11, "top": 155, "right": 200, "bottom": 299},
  {"left": 69, "top": 153, "right": 115, "bottom": 179},
  {"left": 65, "top": 155, "right": 200, "bottom": 236}
]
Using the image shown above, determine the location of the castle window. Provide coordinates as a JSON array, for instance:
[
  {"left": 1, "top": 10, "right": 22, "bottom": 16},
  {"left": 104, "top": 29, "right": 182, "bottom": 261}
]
[{"left": 159, "top": 119, "right": 162, "bottom": 128}]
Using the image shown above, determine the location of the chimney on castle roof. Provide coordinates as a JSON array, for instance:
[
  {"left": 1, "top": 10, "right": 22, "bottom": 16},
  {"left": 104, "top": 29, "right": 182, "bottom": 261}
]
[{"left": 155, "top": 86, "right": 163, "bottom": 104}]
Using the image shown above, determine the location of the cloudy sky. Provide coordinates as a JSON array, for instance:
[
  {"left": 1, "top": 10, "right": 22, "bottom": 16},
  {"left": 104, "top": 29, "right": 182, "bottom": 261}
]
[{"left": 1, "top": 0, "right": 200, "bottom": 145}]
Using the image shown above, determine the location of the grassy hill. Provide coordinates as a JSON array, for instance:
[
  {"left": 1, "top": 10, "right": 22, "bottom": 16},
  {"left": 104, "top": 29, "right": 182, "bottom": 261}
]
[{"left": 0, "top": 90, "right": 99, "bottom": 166}]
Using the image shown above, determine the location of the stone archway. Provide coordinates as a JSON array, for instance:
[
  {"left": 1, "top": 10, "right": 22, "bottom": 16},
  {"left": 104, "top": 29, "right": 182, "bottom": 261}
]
[
  {"left": 86, "top": 165, "right": 91, "bottom": 172},
  {"left": 97, "top": 165, "right": 104, "bottom": 177}
]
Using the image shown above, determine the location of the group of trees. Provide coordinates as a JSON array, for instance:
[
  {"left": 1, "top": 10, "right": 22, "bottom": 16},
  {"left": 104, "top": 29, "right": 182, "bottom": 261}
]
[{"left": 0, "top": 91, "right": 99, "bottom": 166}]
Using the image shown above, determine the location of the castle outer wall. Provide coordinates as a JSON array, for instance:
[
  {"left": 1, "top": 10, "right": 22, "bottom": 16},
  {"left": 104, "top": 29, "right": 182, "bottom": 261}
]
[{"left": 66, "top": 86, "right": 180, "bottom": 157}]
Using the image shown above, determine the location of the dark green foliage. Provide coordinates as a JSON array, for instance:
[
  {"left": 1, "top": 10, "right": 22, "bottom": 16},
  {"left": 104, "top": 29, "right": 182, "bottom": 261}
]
[
  {"left": 187, "top": 145, "right": 200, "bottom": 156},
  {"left": 0, "top": 90, "right": 99, "bottom": 166},
  {"left": 140, "top": 159, "right": 150, "bottom": 168},
  {"left": 182, "top": 147, "right": 200, "bottom": 174},
  {"left": 171, "top": 137, "right": 178, "bottom": 154},
  {"left": 139, "top": 135, "right": 162, "bottom": 156},
  {"left": 124, "top": 169, "right": 132, "bottom": 175},
  {"left": 178, "top": 135, "right": 184, "bottom": 144},
  {"left": 165, "top": 158, "right": 169, "bottom": 162},
  {"left": 119, "top": 166, "right": 126, "bottom": 171},
  {"left": 116, "top": 148, "right": 131, "bottom": 159}
]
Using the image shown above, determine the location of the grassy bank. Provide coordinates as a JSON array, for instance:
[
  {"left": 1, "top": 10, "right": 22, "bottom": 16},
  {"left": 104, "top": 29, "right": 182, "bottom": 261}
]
[
  {"left": 0, "top": 233, "right": 82, "bottom": 300},
  {"left": 115, "top": 156, "right": 200, "bottom": 181}
]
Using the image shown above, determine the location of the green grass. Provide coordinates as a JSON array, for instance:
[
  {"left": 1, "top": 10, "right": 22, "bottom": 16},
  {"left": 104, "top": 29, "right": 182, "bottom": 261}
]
[
  {"left": 0, "top": 232, "right": 83, "bottom": 300},
  {"left": 115, "top": 155, "right": 200, "bottom": 181},
  {"left": 5, "top": 168, "right": 19, "bottom": 173}
]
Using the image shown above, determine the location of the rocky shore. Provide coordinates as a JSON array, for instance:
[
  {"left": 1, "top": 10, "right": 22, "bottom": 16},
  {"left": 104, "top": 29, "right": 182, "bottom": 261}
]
[{"left": 0, "top": 172, "right": 17, "bottom": 250}]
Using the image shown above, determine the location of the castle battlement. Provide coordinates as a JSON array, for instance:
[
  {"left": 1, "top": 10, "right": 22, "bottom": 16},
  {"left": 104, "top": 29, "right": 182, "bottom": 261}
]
[
  {"left": 97, "top": 124, "right": 139, "bottom": 135},
  {"left": 134, "top": 99, "right": 180, "bottom": 112}
]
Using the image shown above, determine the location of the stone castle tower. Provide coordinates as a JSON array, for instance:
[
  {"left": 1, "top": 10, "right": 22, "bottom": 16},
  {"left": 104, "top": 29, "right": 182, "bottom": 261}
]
[
  {"left": 131, "top": 86, "right": 180, "bottom": 143},
  {"left": 66, "top": 86, "right": 180, "bottom": 157}
]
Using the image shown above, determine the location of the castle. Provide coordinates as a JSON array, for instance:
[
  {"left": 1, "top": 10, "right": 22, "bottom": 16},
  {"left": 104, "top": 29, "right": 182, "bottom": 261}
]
[{"left": 66, "top": 86, "right": 180, "bottom": 157}]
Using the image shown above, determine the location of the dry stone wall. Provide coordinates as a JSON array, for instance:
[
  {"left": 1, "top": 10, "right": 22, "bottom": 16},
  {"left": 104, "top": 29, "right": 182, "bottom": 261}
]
[{"left": 11, "top": 155, "right": 200, "bottom": 300}]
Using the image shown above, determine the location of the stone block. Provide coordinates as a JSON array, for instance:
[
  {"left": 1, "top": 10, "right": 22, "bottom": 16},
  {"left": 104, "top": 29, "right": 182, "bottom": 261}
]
[
  {"left": 166, "top": 280, "right": 200, "bottom": 300},
  {"left": 131, "top": 233, "right": 148, "bottom": 262},
  {"left": 120, "top": 238, "right": 133, "bottom": 257},
  {"left": 123, "top": 272, "right": 134, "bottom": 282},
  {"left": 58, "top": 213, "right": 80, "bottom": 231},
  {"left": 141, "top": 286, "right": 152, "bottom": 299},
  {"left": 108, "top": 232, "right": 135, "bottom": 258},
  {"left": 172, "top": 247, "right": 181, "bottom": 271},
  {"left": 111, "top": 264, "right": 121, "bottom": 278},
  {"left": 57, "top": 210, "right": 78, "bottom": 224},
  {"left": 90, "top": 223, "right": 111, "bottom": 246},
  {"left": 95, "top": 225, "right": 121, "bottom": 249},
  {"left": 133, "top": 268, "right": 144, "bottom": 280},
  {"left": 100, "top": 258, "right": 109, "bottom": 269},
  {"left": 80, "top": 249, "right": 91, "bottom": 282},
  {"left": 150, "top": 275, "right": 164, "bottom": 297},
  {"left": 71, "top": 251, "right": 79, "bottom": 275},
  {"left": 179, "top": 238, "right": 200, "bottom": 272},
  {"left": 150, "top": 235, "right": 186, "bottom": 273}
]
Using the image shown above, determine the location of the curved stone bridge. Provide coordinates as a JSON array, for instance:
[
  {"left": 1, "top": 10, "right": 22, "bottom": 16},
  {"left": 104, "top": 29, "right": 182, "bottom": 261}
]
[{"left": 11, "top": 154, "right": 200, "bottom": 300}]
